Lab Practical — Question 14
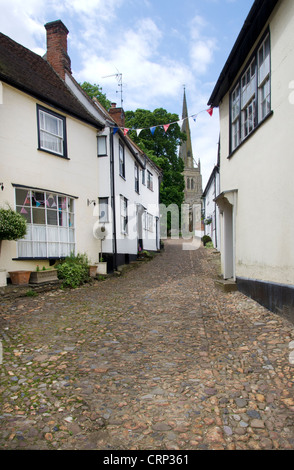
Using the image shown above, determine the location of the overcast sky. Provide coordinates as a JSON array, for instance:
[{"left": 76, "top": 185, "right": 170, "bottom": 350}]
[{"left": 0, "top": 0, "right": 254, "bottom": 187}]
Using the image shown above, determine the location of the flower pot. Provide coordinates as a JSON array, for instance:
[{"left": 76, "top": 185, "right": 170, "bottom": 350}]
[
  {"left": 29, "top": 269, "right": 58, "bottom": 284},
  {"left": 9, "top": 270, "right": 31, "bottom": 285},
  {"left": 97, "top": 262, "right": 107, "bottom": 275},
  {"left": 0, "top": 268, "right": 7, "bottom": 287},
  {"left": 88, "top": 265, "right": 97, "bottom": 278}
]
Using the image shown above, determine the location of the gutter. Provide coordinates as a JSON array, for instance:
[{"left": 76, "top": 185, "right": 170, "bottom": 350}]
[{"left": 110, "top": 128, "right": 118, "bottom": 271}]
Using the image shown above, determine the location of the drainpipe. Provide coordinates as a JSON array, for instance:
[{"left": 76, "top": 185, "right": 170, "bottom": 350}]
[{"left": 110, "top": 128, "right": 118, "bottom": 271}]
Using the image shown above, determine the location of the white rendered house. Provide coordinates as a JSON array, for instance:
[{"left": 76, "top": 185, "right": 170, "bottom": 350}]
[
  {"left": 0, "top": 20, "right": 162, "bottom": 281},
  {"left": 0, "top": 22, "right": 104, "bottom": 279},
  {"left": 208, "top": 0, "right": 294, "bottom": 320}
]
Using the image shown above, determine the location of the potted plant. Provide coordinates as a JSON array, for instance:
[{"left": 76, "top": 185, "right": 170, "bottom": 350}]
[
  {"left": 96, "top": 256, "right": 107, "bottom": 275},
  {"left": 29, "top": 265, "right": 58, "bottom": 284},
  {"left": 0, "top": 206, "right": 27, "bottom": 286}
]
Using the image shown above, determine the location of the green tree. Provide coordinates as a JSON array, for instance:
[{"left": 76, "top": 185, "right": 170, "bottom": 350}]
[
  {"left": 80, "top": 82, "right": 111, "bottom": 110},
  {"left": 125, "top": 108, "right": 186, "bottom": 211}
]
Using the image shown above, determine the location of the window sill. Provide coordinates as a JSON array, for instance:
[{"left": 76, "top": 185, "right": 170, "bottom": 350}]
[
  {"left": 12, "top": 257, "right": 64, "bottom": 260},
  {"left": 228, "top": 110, "right": 273, "bottom": 159},
  {"left": 38, "top": 148, "right": 70, "bottom": 160}
]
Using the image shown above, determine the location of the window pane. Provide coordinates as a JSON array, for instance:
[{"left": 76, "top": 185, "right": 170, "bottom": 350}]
[
  {"left": 47, "top": 209, "right": 58, "bottom": 225},
  {"left": 99, "top": 198, "right": 108, "bottom": 222},
  {"left": 40, "top": 110, "right": 63, "bottom": 137},
  {"left": 32, "top": 208, "right": 45, "bottom": 224},
  {"left": 32, "top": 191, "right": 45, "bottom": 207},
  {"left": 16, "top": 206, "right": 31, "bottom": 223},
  {"left": 98, "top": 136, "right": 107, "bottom": 155},
  {"left": 16, "top": 189, "right": 30, "bottom": 206}
]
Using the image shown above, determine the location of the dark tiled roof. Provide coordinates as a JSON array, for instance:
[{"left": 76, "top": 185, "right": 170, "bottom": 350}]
[{"left": 0, "top": 32, "right": 104, "bottom": 129}]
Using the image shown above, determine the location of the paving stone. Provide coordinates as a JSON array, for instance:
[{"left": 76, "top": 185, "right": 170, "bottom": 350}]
[{"left": 0, "top": 238, "right": 293, "bottom": 450}]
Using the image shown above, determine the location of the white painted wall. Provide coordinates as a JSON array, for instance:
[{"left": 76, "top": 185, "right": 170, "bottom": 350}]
[
  {"left": 218, "top": 0, "right": 294, "bottom": 285},
  {"left": 0, "top": 83, "right": 102, "bottom": 273},
  {"left": 203, "top": 168, "right": 220, "bottom": 250}
]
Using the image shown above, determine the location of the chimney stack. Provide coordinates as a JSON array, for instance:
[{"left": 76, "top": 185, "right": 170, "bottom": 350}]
[
  {"left": 45, "top": 20, "right": 71, "bottom": 80},
  {"left": 109, "top": 103, "right": 125, "bottom": 128}
]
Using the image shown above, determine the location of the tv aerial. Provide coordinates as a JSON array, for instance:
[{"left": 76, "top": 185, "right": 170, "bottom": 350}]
[{"left": 103, "top": 68, "right": 124, "bottom": 108}]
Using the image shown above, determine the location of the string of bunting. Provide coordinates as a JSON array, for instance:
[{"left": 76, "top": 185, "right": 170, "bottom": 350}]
[{"left": 111, "top": 106, "right": 214, "bottom": 136}]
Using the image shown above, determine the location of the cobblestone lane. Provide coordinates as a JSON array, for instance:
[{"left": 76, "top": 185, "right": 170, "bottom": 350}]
[{"left": 1, "top": 239, "right": 294, "bottom": 450}]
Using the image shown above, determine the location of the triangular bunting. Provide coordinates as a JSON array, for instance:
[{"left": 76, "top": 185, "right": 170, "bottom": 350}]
[
  {"left": 136, "top": 129, "right": 143, "bottom": 137},
  {"left": 207, "top": 107, "right": 214, "bottom": 116},
  {"left": 113, "top": 127, "right": 118, "bottom": 135},
  {"left": 20, "top": 207, "right": 28, "bottom": 214},
  {"left": 150, "top": 126, "right": 156, "bottom": 135},
  {"left": 124, "top": 128, "right": 129, "bottom": 136},
  {"left": 163, "top": 124, "right": 170, "bottom": 133}
]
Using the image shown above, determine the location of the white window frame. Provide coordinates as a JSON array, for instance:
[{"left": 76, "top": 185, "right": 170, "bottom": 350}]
[
  {"left": 99, "top": 197, "right": 109, "bottom": 223},
  {"left": 230, "top": 32, "right": 271, "bottom": 153},
  {"left": 134, "top": 163, "right": 139, "bottom": 193},
  {"left": 15, "top": 187, "right": 75, "bottom": 259},
  {"left": 120, "top": 195, "right": 128, "bottom": 235},
  {"left": 147, "top": 170, "right": 153, "bottom": 191},
  {"left": 97, "top": 135, "right": 107, "bottom": 157},
  {"left": 37, "top": 105, "right": 67, "bottom": 157},
  {"left": 119, "top": 141, "right": 125, "bottom": 178}
]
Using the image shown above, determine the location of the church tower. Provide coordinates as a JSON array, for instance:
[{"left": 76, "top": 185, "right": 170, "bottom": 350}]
[{"left": 179, "top": 89, "right": 203, "bottom": 216}]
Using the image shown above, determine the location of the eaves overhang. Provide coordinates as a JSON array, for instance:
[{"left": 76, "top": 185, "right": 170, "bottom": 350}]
[{"left": 208, "top": 0, "right": 279, "bottom": 107}]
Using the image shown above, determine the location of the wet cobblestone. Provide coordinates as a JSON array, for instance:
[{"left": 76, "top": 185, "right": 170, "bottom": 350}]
[{"left": 0, "top": 239, "right": 294, "bottom": 450}]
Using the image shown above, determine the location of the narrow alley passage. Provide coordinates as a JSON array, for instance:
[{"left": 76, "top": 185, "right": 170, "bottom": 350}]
[{"left": 0, "top": 239, "right": 294, "bottom": 450}]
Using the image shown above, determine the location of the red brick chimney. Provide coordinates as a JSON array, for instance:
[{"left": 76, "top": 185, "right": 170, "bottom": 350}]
[
  {"left": 45, "top": 20, "right": 71, "bottom": 79},
  {"left": 109, "top": 103, "right": 125, "bottom": 127}
]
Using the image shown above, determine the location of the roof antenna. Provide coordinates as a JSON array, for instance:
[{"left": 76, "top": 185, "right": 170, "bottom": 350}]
[{"left": 103, "top": 68, "right": 124, "bottom": 108}]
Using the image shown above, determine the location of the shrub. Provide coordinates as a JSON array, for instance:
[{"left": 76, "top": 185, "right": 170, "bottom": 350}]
[
  {"left": 205, "top": 241, "right": 214, "bottom": 248},
  {"left": 201, "top": 235, "right": 212, "bottom": 246},
  {"left": 56, "top": 252, "right": 90, "bottom": 288},
  {"left": 0, "top": 207, "right": 27, "bottom": 241},
  {"left": 0, "top": 206, "right": 27, "bottom": 256}
]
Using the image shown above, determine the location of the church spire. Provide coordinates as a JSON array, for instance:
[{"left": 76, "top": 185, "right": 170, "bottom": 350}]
[{"left": 179, "top": 87, "right": 194, "bottom": 169}]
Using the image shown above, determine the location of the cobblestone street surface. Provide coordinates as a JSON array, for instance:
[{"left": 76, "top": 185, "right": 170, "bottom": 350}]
[{"left": 1, "top": 239, "right": 294, "bottom": 451}]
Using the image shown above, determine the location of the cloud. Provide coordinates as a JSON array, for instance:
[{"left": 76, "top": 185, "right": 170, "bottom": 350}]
[
  {"left": 76, "top": 16, "right": 194, "bottom": 110},
  {"left": 188, "top": 14, "right": 218, "bottom": 75}
]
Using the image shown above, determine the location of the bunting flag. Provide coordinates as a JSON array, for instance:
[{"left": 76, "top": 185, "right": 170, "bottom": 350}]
[{"left": 111, "top": 106, "right": 214, "bottom": 137}]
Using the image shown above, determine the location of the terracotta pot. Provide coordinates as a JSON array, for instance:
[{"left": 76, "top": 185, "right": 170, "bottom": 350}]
[
  {"left": 9, "top": 270, "right": 31, "bottom": 285},
  {"left": 88, "top": 265, "right": 97, "bottom": 278}
]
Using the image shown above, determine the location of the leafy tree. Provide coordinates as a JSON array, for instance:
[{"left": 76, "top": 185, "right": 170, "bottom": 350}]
[
  {"left": 80, "top": 82, "right": 112, "bottom": 110},
  {"left": 125, "top": 108, "right": 186, "bottom": 211}
]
